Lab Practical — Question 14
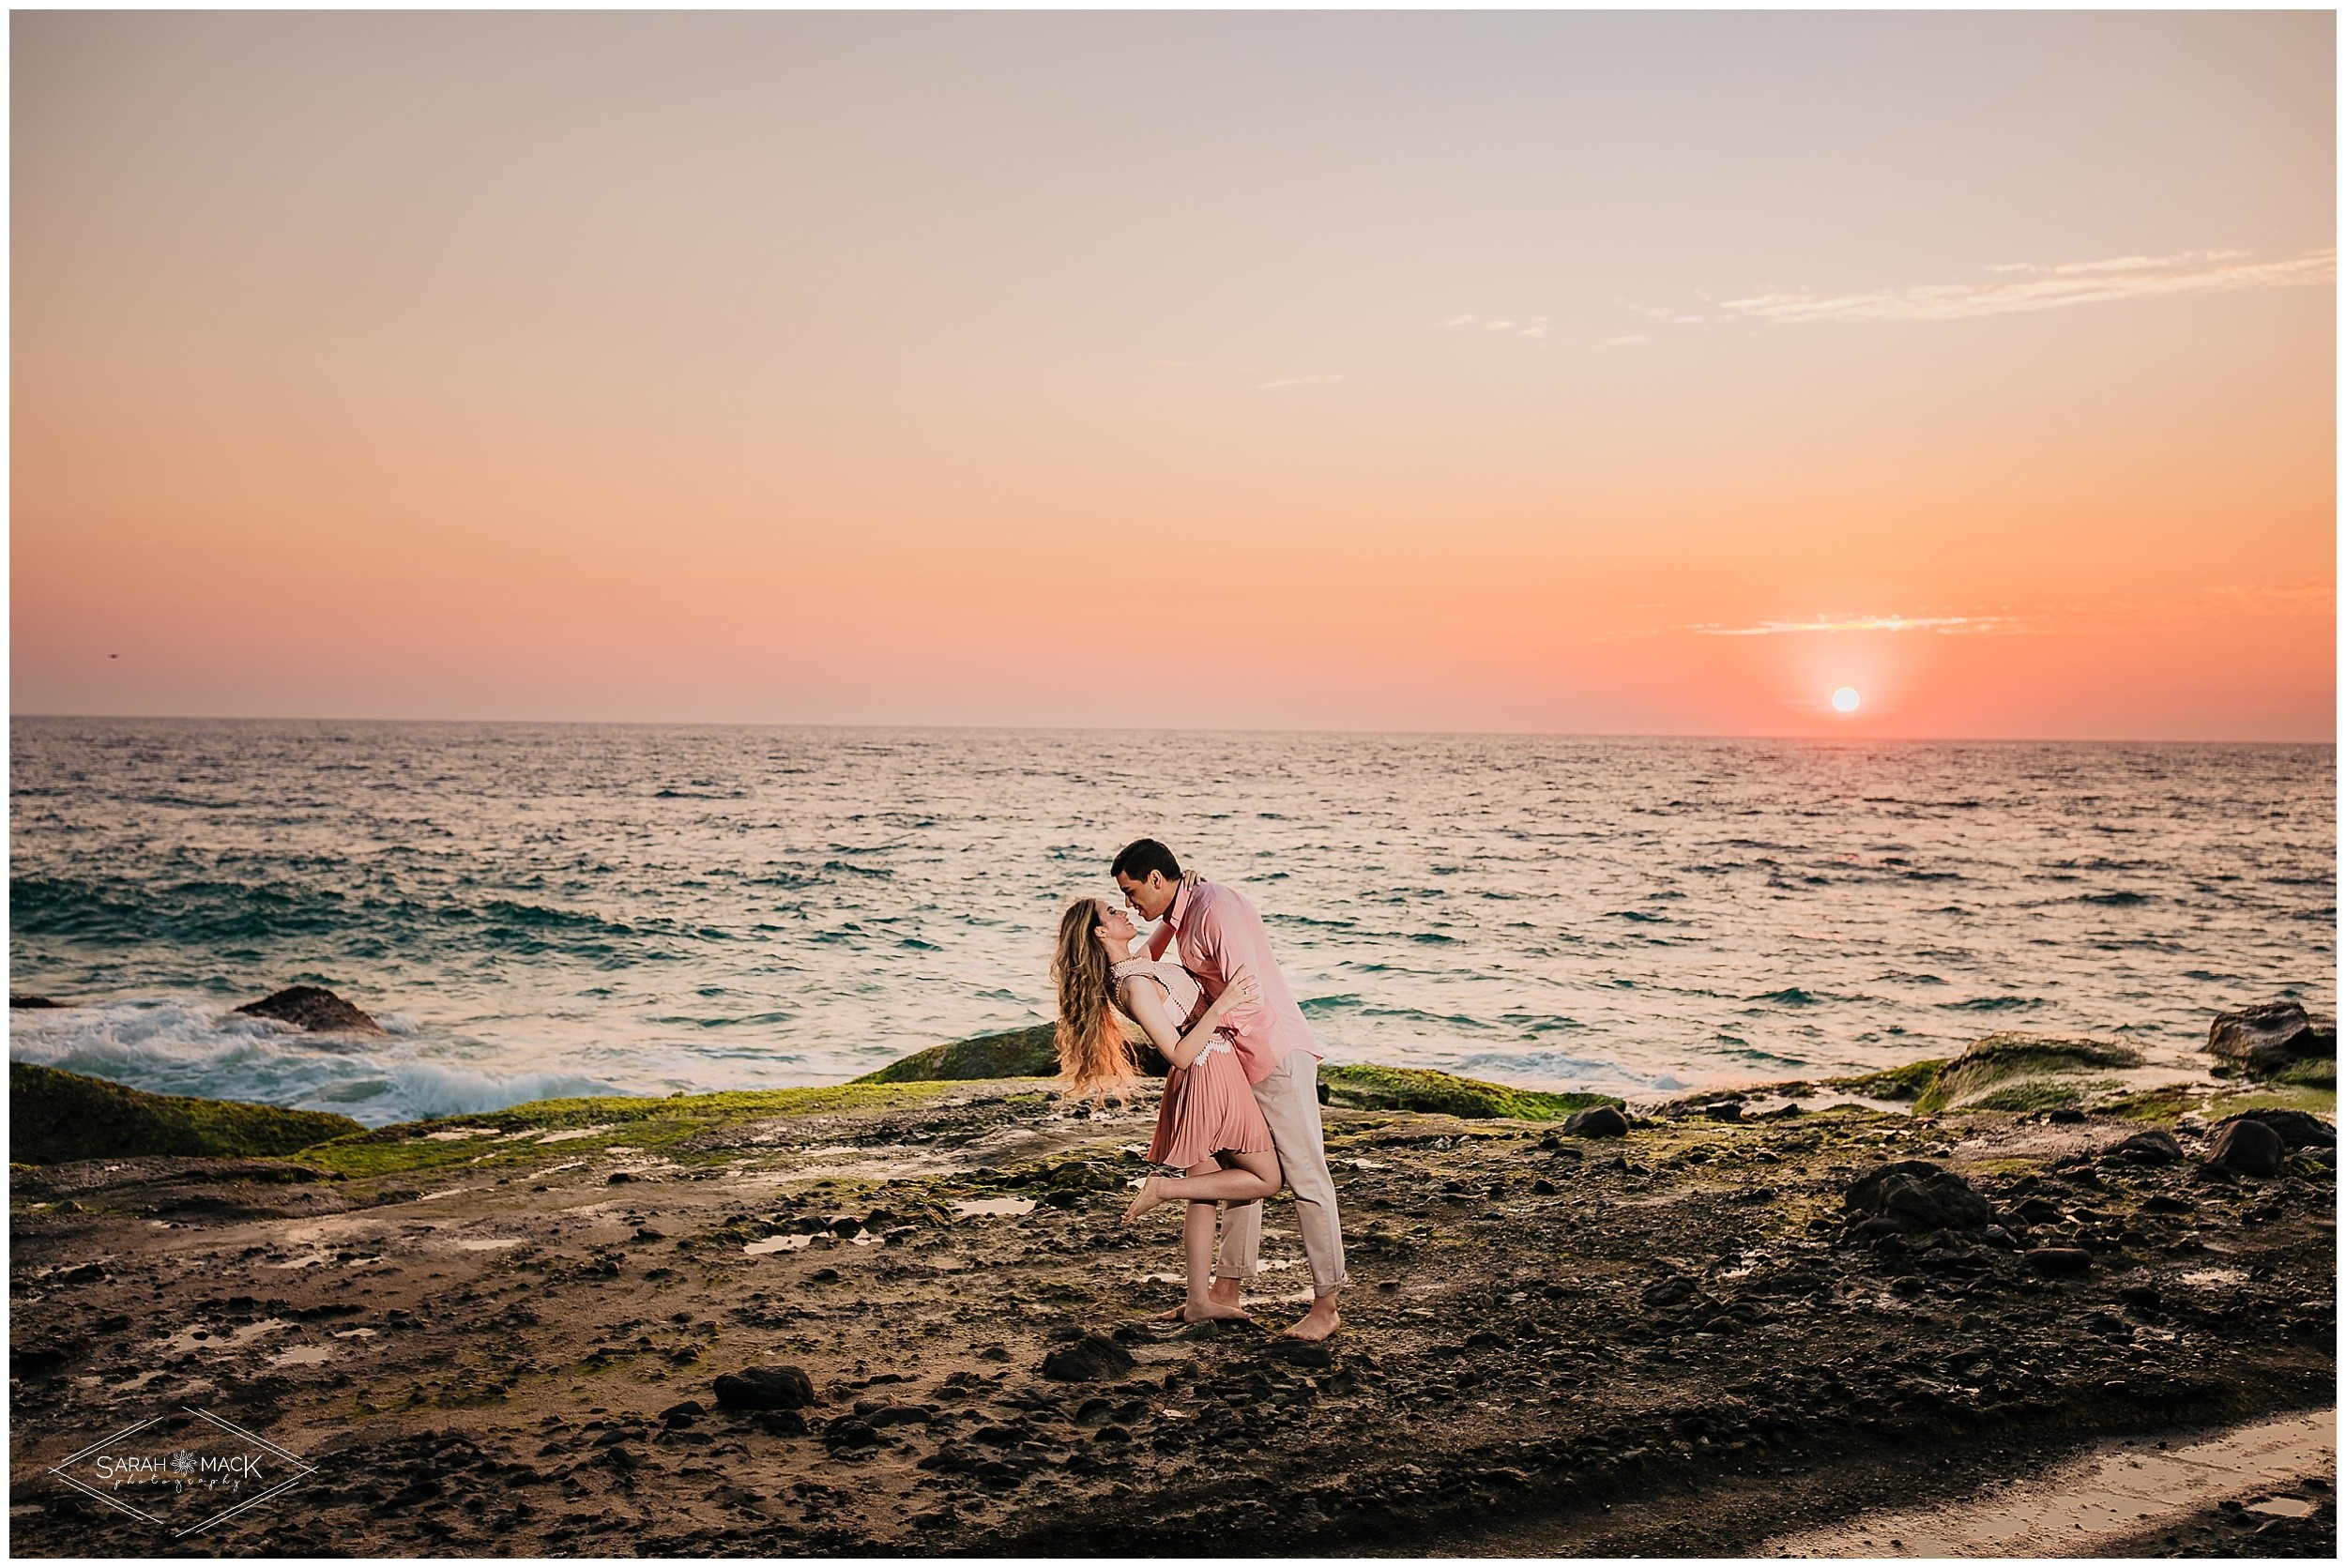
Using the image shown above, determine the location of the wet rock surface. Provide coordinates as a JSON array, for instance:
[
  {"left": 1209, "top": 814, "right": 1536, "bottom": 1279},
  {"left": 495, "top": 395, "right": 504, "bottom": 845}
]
[
  {"left": 2207, "top": 1119, "right": 2286, "bottom": 1178},
  {"left": 2206, "top": 1000, "right": 2337, "bottom": 1078},
  {"left": 1562, "top": 1104, "right": 1628, "bottom": 1138},
  {"left": 233, "top": 985, "right": 387, "bottom": 1036},
  {"left": 7, "top": 1081, "right": 2333, "bottom": 1557}
]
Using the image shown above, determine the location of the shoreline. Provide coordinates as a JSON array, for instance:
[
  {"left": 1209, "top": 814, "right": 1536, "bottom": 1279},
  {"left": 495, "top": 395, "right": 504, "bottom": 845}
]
[{"left": 8, "top": 1053, "right": 2335, "bottom": 1556}]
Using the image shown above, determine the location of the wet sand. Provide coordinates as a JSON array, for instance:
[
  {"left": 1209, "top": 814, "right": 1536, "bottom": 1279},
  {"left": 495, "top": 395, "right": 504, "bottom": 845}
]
[
  {"left": 8, "top": 1082, "right": 2336, "bottom": 1556},
  {"left": 1763, "top": 1408, "right": 2335, "bottom": 1557}
]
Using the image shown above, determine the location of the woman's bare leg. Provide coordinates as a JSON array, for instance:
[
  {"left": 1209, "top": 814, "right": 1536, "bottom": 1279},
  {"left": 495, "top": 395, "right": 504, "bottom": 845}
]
[
  {"left": 1142, "top": 1150, "right": 1285, "bottom": 1319},
  {"left": 1125, "top": 1151, "right": 1284, "bottom": 1222},
  {"left": 1181, "top": 1160, "right": 1253, "bottom": 1321}
]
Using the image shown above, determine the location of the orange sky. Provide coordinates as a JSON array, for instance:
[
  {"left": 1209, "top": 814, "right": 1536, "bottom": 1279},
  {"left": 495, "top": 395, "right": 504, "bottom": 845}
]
[{"left": 11, "top": 12, "right": 2336, "bottom": 738}]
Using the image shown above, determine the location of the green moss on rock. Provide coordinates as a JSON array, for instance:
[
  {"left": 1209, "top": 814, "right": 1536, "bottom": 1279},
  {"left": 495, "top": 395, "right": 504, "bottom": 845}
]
[
  {"left": 1912, "top": 1033, "right": 2143, "bottom": 1115},
  {"left": 296, "top": 1081, "right": 958, "bottom": 1180},
  {"left": 1823, "top": 1058, "right": 1951, "bottom": 1103},
  {"left": 853, "top": 1025, "right": 1059, "bottom": 1084},
  {"left": 1318, "top": 1064, "right": 1621, "bottom": 1121},
  {"left": 9, "top": 1062, "right": 364, "bottom": 1165}
]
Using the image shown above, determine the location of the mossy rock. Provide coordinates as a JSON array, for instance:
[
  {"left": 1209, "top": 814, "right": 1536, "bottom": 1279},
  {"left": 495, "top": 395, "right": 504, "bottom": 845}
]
[
  {"left": 853, "top": 1025, "right": 1059, "bottom": 1084},
  {"left": 1318, "top": 1064, "right": 1621, "bottom": 1121},
  {"left": 2093, "top": 1084, "right": 2212, "bottom": 1124},
  {"left": 294, "top": 1081, "right": 959, "bottom": 1180},
  {"left": 8, "top": 1062, "right": 364, "bottom": 1165},
  {"left": 1822, "top": 1058, "right": 1950, "bottom": 1103},
  {"left": 2269, "top": 1058, "right": 2337, "bottom": 1089},
  {"left": 1911, "top": 1033, "right": 2143, "bottom": 1115}
]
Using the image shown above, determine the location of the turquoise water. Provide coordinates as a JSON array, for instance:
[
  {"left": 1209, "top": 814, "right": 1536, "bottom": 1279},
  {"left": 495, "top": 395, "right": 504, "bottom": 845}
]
[{"left": 8, "top": 718, "right": 2333, "bottom": 1125}]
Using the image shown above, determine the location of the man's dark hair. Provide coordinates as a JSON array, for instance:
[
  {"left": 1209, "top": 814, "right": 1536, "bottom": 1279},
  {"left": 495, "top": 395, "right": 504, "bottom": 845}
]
[{"left": 1110, "top": 839, "right": 1181, "bottom": 884}]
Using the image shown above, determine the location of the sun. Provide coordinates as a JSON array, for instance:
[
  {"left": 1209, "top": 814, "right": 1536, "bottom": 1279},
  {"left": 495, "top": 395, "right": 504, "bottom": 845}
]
[{"left": 1831, "top": 687, "right": 1861, "bottom": 713}]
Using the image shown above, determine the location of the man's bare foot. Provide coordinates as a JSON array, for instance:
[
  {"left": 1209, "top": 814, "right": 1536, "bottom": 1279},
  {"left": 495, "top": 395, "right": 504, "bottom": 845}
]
[
  {"left": 1122, "top": 1177, "right": 1170, "bottom": 1225},
  {"left": 1280, "top": 1295, "right": 1341, "bottom": 1342}
]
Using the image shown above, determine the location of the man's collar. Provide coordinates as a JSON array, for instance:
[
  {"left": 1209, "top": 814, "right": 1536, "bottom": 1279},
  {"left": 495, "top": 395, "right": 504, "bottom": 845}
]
[{"left": 1165, "top": 880, "right": 1195, "bottom": 927}]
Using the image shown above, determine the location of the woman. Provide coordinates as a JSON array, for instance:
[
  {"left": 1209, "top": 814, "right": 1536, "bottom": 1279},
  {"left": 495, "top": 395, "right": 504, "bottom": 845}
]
[{"left": 1053, "top": 896, "right": 1280, "bottom": 1323}]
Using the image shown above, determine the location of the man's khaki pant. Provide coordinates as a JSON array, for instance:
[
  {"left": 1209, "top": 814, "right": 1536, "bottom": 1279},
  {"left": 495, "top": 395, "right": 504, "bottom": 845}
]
[{"left": 1213, "top": 1049, "right": 1348, "bottom": 1295}]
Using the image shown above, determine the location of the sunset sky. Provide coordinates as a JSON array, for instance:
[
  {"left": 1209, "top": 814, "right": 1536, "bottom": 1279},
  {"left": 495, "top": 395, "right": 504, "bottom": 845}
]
[{"left": 12, "top": 10, "right": 2336, "bottom": 739}]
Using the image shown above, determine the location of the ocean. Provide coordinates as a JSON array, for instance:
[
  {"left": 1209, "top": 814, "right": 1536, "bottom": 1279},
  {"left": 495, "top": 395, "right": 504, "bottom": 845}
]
[{"left": 8, "top": 718, "right": 2334, "bottom": 1127}]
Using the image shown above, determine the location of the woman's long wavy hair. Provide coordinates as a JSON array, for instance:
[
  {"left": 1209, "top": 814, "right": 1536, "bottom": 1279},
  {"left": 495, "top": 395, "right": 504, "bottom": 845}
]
[{"left": 1054, "top": 899, "right": 1139, "bottom": 1104}]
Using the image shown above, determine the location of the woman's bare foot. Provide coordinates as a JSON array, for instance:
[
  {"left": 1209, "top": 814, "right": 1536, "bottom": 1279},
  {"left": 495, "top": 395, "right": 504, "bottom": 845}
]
[
  {"left": 1122, "top": 1176, "right": 1170, "bottom": 1225},
  {"left": 1156, "top": 1277, "right": 1243, "bottom": 1320},
  {"left": 1181, "top": 1299, "right": 1255, "bottom": 1323}
]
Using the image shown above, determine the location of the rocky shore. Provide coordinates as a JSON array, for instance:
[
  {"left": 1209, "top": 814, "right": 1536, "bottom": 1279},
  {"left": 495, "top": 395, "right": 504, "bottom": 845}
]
[{"left": 8, "top": 1010, "right": 2336, "bottom": 1557}]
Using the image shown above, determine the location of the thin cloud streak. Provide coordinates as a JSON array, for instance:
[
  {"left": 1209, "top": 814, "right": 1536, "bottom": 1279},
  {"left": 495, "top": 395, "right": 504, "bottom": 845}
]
[
  {"left": 1720, "top": 247, "right": 2335, "bottom": 325},
  {"left": 1688, "top": 615, "right": 2018, "bottom": 636}
]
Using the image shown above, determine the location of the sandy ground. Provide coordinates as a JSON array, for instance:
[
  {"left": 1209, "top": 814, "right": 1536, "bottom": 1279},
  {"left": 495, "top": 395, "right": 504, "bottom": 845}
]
[{"left": 8, "top": 1083, "right": 2336, "bottom": 1556}]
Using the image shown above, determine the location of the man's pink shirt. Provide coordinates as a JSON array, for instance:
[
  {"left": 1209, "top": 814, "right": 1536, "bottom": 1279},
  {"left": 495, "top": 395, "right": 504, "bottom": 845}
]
[{"left": 1146, "top": 880, "right": 1321, "bottom": 1087}]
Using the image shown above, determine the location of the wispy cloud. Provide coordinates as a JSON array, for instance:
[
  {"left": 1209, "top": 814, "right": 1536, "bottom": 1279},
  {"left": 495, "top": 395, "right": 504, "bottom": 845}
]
[
  {"left": 1445, "top": 313, "right": 1548, "bottom": 338},
  {"left": 1688, "top": 614, "right": 2017, "bottom": 636},
  {"left": 1718, "top": 248, "right": 2335, "bottom": 326},
  {"left": 1257, "top": 373, "right": 1345, "bottom": 390}
]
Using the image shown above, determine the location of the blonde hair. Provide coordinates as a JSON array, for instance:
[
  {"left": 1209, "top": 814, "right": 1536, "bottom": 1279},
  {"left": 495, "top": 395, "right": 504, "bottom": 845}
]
[{"left": 1053, "top": 898, "right": 1139, "bottom": 1104}]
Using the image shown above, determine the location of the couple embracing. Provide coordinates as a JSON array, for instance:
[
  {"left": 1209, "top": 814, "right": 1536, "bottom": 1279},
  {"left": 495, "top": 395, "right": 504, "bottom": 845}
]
[{"left": 1051, "top": 839, "right": 1344, "bottom": 1343}]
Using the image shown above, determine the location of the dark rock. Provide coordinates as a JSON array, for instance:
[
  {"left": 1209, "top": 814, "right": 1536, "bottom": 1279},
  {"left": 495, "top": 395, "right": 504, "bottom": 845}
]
[
  {"left": 607, "top": 1171, "right": 635, "bottom": 1185},
  {"left": 2022, "top": 1247, "right": 2093, "bottom": 1277},
  {"left": 2206, "top": 1119, "right": 2284, "bottom": 1178},
  {"left": 1563, "top": 1105, "right": 1629, "bottom": 1138},
  {"left": 233, "top": 985, "right": 386, "bottom": 1035},
  {"left": 1701, "top": 1102, "right": 1743, "bottom": 1121},
  {"left": 2215, "top": 1109, "right": 2337, "bottom": 1150},
  {"left": 2108, "top": 1129, "right": 2184, "bottom": 1165},
  {"left": 1844, "top": 1161, "right": 1991, "bottom": 1234},
  {"left": 660, "top": 1400, "right": 706, "bottom": 1425},
  {"left": 1041, "top": 1333, "right": 1136, "bottom": 1382},
  {"left": 863, "top": 1405, "right": 932, "bottom": 1428},
  {"left": 1046, "top": 1162, "right": 1123, "bottom": 1194},
  {"left": 2206, "top": 1000, "right": 2337, "bottom": 1076},
  {"left": 1641, "top": 1276, "right": 1696, "bottom": 1309},
  {"left": 2140, "top": 1195, "right": 2194, "bottom": 1214},
  {"left": 712, "top": 1365, "right": 817, "bottom": 1411},
  {"left": 2048, "top": 1107, "right": 2085, "bottom": 1124},
  {"left": 10, "top": 994, "right": 65, "bottom": 1009},
  {"left": 823, "top": 1416, "right": 880, "bottom": 1452},
  {"left": 2116, "top": 1286, "right": 2161, "bottom": 1316}
]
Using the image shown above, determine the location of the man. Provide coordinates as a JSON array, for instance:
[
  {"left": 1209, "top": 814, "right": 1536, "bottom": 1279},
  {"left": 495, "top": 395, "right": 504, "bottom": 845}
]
[{"left": 1112, "top": 838, "right": 1344, "bottom": 1342}]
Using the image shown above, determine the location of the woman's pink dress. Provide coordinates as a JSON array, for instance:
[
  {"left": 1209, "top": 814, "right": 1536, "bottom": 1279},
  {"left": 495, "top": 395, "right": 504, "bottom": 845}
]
[{"left": 1116, "top": 959, "right": 1274, "bottom": 1169}]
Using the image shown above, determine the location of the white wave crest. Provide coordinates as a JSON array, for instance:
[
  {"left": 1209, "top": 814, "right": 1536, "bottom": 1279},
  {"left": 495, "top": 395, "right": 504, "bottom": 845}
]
[{"left": 8, "top": 993, "right": 628, "bottom": 1127}]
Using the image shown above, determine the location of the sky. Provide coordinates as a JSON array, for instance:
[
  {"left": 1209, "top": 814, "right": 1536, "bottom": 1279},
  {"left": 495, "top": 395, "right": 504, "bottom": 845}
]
[{"left": 10, "top": 10, "right": 2336, "bottom": 739}]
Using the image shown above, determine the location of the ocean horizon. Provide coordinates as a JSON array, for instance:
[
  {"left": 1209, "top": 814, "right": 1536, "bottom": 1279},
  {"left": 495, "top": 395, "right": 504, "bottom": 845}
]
[{"left": 9, "top": 716, "right": 2335, "bottom": 1127}]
